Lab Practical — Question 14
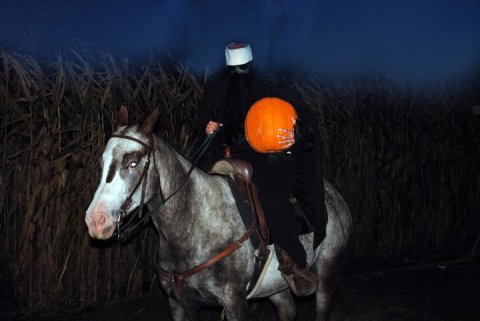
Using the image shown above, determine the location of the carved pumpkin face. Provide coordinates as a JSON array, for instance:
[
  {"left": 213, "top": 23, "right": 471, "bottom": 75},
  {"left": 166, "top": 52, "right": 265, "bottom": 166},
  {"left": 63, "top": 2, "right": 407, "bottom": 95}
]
[{"left": 244, "top": 97, "right": 297, "bottom": 153}]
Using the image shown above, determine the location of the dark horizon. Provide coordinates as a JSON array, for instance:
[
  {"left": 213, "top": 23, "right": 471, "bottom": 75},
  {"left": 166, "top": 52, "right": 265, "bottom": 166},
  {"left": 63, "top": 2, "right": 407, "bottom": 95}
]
[{"left": 1, "top": 0, "right": 480, "bottom": 82}]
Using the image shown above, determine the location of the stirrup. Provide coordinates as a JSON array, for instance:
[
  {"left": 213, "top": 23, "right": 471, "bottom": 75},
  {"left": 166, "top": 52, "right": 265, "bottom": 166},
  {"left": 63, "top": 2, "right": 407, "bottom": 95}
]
[
  {"left": 281, "top": 265, "right": 319, "bottom": 297},
  {"left": 275, "top": 245, "right": 318, "bottom": 297}
]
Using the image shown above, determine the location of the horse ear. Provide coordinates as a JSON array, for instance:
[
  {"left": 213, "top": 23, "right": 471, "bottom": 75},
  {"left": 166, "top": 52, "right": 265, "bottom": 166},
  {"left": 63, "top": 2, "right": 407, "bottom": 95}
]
[
  {"left": 116, "top": 105, "right": 129, "bottom": 128},
  {"left": 140, "top": 109, "right": 159, "bottom": 134}
]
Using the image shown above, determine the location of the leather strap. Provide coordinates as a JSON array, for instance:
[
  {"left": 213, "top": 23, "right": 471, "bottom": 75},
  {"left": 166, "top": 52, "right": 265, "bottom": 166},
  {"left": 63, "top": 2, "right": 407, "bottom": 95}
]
[
  {"left": 245, "top": 181, "right": 269, "bottom": 243},
  {"left": 157, "top": 222, "right": 256, "bottom": 297},
  {"left": 110, "top": 134, "right": 152, "bottom": 150},
  {"left": 109, "top": 134, "right": 153, "bottom": 214}
]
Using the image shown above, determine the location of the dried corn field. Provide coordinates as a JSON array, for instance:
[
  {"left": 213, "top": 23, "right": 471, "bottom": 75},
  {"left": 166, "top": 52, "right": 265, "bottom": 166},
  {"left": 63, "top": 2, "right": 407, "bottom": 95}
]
[
  {"left": 0, "top": 49, "right": 202, "bottom": 309},
  {"left": 1, "top": 48, "right": 479, "bottom": 312},
  {"left": 294, "top": 78, "right": 480, "bottom": 258}
]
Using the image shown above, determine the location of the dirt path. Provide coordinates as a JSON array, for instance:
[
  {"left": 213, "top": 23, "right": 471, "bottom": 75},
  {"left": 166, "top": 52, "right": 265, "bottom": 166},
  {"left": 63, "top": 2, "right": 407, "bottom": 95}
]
[{"left": 6, "top": 258, "right": 479, "bottom": 321}]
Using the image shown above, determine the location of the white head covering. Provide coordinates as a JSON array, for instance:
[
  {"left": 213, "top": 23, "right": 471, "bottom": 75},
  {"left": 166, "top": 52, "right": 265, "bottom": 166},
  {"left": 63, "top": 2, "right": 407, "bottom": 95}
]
[{"left": 225, "top": 43, "right": 253, "bottom": 66}]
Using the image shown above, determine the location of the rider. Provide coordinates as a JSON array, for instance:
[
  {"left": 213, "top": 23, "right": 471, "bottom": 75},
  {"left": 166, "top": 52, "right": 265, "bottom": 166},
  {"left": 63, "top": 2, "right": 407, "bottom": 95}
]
[{"left": 197, "top": 42, "right": 327, "bottom": 296}]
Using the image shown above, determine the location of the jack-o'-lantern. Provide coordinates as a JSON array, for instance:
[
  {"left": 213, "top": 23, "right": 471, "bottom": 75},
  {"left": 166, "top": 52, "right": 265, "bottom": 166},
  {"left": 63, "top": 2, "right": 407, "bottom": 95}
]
[{"left": 244, "top": 97, "right": 297, "bottom": 153}]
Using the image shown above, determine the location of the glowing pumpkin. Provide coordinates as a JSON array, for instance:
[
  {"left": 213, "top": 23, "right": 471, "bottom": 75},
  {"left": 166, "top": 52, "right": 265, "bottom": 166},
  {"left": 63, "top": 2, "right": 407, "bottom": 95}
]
[{"left": 244, "top": 97, "right": 297, "bottom": 153}]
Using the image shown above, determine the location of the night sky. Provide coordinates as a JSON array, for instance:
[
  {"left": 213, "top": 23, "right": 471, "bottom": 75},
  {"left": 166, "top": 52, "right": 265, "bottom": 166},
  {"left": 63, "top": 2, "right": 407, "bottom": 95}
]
[{"left": 1, "top": 0, "right": 480, "bottom": 81}]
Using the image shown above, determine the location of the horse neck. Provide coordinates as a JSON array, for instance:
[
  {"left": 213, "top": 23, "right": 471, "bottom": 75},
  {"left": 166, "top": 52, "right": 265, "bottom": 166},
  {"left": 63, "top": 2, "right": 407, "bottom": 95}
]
[
  {"left": 148, "top": 136, "right": 198, "bottom": 232},
  {"left": 152, "top": 136, "right": 190, "bottom": 197},
  {"left": 148, "top": 137, "right": 246, "bottom": 258}
]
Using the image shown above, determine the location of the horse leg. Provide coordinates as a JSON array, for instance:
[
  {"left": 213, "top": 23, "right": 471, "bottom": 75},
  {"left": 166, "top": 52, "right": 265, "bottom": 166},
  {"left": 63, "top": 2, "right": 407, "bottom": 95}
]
[
  {"left": 268, "top": 289, "right": 297, "bottom": 321},
  {"left": 168, "top": 297, "right": 200, "bottom": 321},
  {"left": 314, "top": 255, "right": 344, "bottom": 321},
  {"left": 220, "top": 291, "right": 251, "bottom": 321}
]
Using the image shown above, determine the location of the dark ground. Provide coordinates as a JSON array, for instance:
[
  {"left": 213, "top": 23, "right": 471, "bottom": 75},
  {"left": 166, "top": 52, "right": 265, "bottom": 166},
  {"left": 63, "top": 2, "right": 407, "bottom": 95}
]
[{"left": 3, "top": 257, "right": 479, "bottom": 321}]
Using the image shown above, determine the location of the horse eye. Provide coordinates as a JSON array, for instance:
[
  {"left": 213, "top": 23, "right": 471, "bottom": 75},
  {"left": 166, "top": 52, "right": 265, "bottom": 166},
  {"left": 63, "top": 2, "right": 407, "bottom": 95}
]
[{"left": 128, "top": 161, "right": 138, "bottom": 169}]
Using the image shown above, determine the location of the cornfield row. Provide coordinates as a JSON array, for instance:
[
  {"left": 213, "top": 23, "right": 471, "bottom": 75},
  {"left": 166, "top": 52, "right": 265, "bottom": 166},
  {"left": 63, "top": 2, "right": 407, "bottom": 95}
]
[
  {"left": 294, "top": 76, "right": 479, "bottom": 257},
  {"left": 1, "top": 48, "right": 479, "bottom": 309}
]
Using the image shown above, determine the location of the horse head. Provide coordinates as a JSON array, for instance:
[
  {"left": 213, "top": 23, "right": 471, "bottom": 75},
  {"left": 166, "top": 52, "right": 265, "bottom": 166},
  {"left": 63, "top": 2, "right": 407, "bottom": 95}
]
[{"left": 85, "top": 106, "right": 159, "bottom": 239}]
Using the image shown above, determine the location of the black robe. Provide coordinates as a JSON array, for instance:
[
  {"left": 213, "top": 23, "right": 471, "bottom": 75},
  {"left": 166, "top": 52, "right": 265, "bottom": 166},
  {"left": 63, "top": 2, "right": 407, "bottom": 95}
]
[{"left": 197, "top": 70, "right": 327, "bottom": 266}]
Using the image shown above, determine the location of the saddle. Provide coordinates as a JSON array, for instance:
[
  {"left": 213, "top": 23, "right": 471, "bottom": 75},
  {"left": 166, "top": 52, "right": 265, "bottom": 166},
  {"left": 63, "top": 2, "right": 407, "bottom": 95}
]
[
  {"left": 210, "top": 158, "right": 269, "bottom": 247},
  {"left": 211, "top": 158, "right": 315, "bottom": 241},
  {"left": 210, "top": 158, "right": 271, "bottom": 296}
]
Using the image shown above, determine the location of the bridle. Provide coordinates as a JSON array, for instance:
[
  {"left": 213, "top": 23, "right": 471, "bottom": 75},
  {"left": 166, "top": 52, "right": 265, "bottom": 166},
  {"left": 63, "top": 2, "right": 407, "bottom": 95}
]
[
  {"left": 109, "top": 131, "right": 217, "bottom": 241},
  {"left": 110, "top": 133, "right": 156, "bottom": 241}
]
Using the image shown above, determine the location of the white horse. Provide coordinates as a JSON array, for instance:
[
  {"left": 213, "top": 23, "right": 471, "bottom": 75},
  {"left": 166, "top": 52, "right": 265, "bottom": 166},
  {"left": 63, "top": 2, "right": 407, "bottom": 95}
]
[{"left": 85, "top": 107, "right": 353, "bottom": 321}]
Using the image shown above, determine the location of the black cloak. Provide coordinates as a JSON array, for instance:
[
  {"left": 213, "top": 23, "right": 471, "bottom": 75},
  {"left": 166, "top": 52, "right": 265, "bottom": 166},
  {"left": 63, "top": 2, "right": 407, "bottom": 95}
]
[{"left": 197, "top": 70, "right": 327, "bottom": 258}]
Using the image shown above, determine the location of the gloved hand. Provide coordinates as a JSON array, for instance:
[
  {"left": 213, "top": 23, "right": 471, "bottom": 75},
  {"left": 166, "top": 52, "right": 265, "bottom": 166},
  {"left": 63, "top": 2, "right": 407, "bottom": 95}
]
[
  {"left": 293, "top": 117, "right": 316, "bottom": 151},
  {"left": 205, "top": 121, "right": 223, "bottom": 135}
]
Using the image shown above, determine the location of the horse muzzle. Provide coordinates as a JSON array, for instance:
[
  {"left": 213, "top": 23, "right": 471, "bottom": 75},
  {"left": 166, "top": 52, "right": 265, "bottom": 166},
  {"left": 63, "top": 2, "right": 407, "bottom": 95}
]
[{"left": 85, "top": 207, "right": 116, "bottom": 240}]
